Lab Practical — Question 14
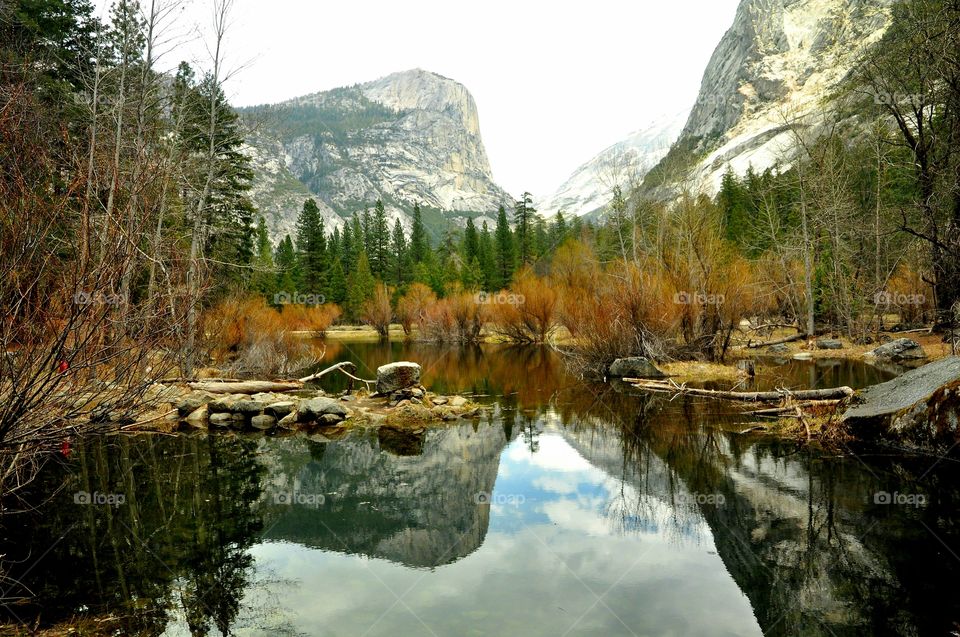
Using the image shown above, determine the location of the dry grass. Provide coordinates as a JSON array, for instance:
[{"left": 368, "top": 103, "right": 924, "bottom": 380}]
[{"left": 659, "top": 361, "right": 747, "bottom": 383}]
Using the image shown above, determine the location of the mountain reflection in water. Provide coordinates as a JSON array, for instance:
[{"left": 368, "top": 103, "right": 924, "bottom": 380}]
[{"left": 1, "top": 343, "right": 958, "bottom": 636}]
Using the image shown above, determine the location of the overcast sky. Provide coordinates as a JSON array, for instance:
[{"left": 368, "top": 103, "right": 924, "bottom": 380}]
[{"left": 97, "top": 0, "right": 740, "bottom": 197}]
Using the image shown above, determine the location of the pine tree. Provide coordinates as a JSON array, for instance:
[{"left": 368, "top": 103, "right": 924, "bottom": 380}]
[
  {"left": 362, "top": 208, "right": 374, "bottom": 259},
  {"left": 328, "top": 256, "right": 347, "bottom": 305},
  {"left": 390, "top": 218, "right": 408, "bottom": 285},
  {"left": 494, "top": 205, "right": 515, "bottom": 288},
  {"left": 372, "top": 199, "right": 389, "bottom": 277},
  {"left": 346, "top": 251, "right": 376, "bottom": 320},
  {"left": 295, "top": 198, "right": 327, "bottom": 296},
  {"left": 463, "top": 216, "right": 479, "bottom": 263},
  {"left": 513, "top": 192, "right": 536, "bottom": 265},
  {"left": 274, "top": 235, "right": 297, "bottom": 295},
  {"left": 478, "top": 221, "right": 497, "bottom": 290},
  {"left": 341, "top": 221, "right": 355, "bottom": 272},
  {"left": 410, "top": 202, "right": 428, "bottom": 264},
  {"left": 251, "top": 216, "right": 275, "bottom": 295}
]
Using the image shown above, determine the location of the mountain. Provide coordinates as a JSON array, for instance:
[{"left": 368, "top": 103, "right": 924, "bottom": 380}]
[
  {"left": 241, "top": 69, "right": 511, "bottom": 242},
  {"left": 647, "top": 0, "right": 894, "bottom": 196},
  {"left": 537, "top": 109, "right": 689, "bottom": 218}
]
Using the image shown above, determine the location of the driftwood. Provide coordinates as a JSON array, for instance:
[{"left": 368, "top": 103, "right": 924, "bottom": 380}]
[
  {"left": 183, "top": 362, "right": 375, "bottom": 394},
  {"left": 625, "top": 378, "right": 854, "bottom": 402},
  {"left": 746, "top": 333, "right": 808, "bottom": 349}
]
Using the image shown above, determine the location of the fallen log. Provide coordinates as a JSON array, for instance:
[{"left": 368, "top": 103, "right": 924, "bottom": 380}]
[
  {"left": 184, "top": 362, "right": 375, "bottom": 394},
  {"left": 625, "top": 378, "right": 854, "bottom": 402},
  {"left": 746, "top": 333, "right": 807, "bottom": 349}
]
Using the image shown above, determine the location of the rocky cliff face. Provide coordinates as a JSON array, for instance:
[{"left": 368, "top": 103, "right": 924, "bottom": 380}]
[
  {"left": 537, "top": 110, "right": 689, "bottom": 218},
  {"left": 242, "top": 69, "right": 511, "bottom": 241},
  {"left": 656, "top": 0, "right": 893, "bottom": 195}
]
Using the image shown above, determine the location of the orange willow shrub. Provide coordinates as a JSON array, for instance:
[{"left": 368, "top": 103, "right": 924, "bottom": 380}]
[
  {"left": 361, "top": 283, "right": 393, "bottom": 337},
  {"left": 201, "top": 297, "right": 324, "bottom": 375},
  {"left": 396, "top": 283, "right": 437, "bottom": 335},
  {"left": 558, "top": 261, "right": 682, "bottom": 377},
  {"left": 282, "top": 303, "right": 342, "bottom": 336},
  {"left": 489, "top": 268, "right": 559, "bottom": 343},
  {"left": 419, "top": 292, "right": 487, "bottom": 342}
]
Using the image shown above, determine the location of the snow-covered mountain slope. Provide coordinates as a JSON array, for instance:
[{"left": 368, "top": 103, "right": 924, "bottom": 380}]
[{"left": 537, "top": 110, "right": 689, "bottom": 218}]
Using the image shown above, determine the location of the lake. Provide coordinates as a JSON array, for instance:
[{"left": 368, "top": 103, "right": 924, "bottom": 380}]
[{"left": 1, "top": 343, "right": 958, "bottom": 636}]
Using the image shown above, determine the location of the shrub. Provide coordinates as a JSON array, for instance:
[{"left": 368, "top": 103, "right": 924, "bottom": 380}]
[
  {"left": 282, "top": 303, "right": 342, "bottom": 336},
  {"left": 360, "top": 283, "right": 393, "bottom": 338},
  {"left": 396, "top": 283, "right": 437, "bottom": 336},
  {"left": 419, "top": 292, "right": 487, "bottom": 343},
  {"left": 201, "top": 297, "right": 324, "bottom": 376},
  {"left": 488, "top": 268, "right": 559, "bottom": 343}
]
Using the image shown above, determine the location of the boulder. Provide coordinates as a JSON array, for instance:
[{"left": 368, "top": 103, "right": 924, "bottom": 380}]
[
  {"left": 449, "top": 396, "right": 468, "bottom": 408},
  {"left": 319, "top": 413, "right": 344, "bottom": 425},
  {"left": 232, "top": 400, "right": 266, "bottom": 416},
  {"left": 208, "top": 397, "right": 237, "bottom": 414},
  {"left": 251, "top": 414, "right": 276, "bottom": 430},
  {"left": 865, "top": 338, "right": 927, "bottom": 362},
  {"left": 176, "top": 391, "right": 214, "bottom": 416},
  {"left": 768, "top": 343, "right": 790, "bottom": 354},
  {"left": 376, "top": 362, "right": 422, "bottom": 394},
  {"left": 278, "top": 411, "right": 298, "bottom": 429},
  {"left": 184, "top": 405, "right": 208, "bottom": 427},
  {"left": 816, "top": 339, "right": 843, "bottom": 350},
  {"left": 297, "top": 397, "right": 348, "bottom": 422},
  {"left": 265, "top": 401, "right": 296, "bottom": 418},
  {"left": 843, "top": 356, "right": 960, "bottom": 452},
  {"left": 209, "top": 412, "right": 233, "bottom": 427},
  {"left": 607, "top": 357, "right": 666, "bottom": 379}
]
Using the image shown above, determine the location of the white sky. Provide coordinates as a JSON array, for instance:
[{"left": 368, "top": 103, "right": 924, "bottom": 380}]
[{"left": 97, "top": 0, "right": 740, "bottom": 197}]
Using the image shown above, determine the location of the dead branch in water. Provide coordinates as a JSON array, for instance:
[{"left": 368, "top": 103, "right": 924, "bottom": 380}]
[
  {"left": 183, "top": 361, "right": 375, "bottom": 394},
  {"left": 624, "top": 378, "right": 854, "bottom": 402}
]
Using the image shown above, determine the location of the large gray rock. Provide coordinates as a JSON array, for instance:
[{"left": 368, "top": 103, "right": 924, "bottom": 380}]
[
  {"left": 298, "top": 397, "right": 348, "bottom": 422},
  {"left": 843, "top": 356, "right": 960, "bottom": 452},
  {"left": 607, "top": 357, "right": 666, "bottom": 379},
  {"left": 816, "top": 339, "right": 843, "bottom": 350},
  {"left": 176, "top": 391, "right": 214, "bottom": 416},
  {"left": 865, "top": 338, "right": 927, "bottom": 362},
  {"left": 251, "top": 414, "right": 276, "bottom": 430},
  {"left": 376, "top": 362, "right": 422, "bottom": 394}
]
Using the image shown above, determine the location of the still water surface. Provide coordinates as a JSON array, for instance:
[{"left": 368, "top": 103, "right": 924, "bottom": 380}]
[{"left": 2, "top": 343, "right": 959, "bottom": 636}]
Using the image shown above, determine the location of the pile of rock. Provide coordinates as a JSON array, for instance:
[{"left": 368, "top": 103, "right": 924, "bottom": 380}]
[{"left": 176, "top": 390, "right": 350, "bottom": 432}]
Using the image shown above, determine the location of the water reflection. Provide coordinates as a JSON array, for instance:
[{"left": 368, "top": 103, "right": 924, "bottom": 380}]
[{"left": 1, "top": 345, "right": 958, "bottom": 636}]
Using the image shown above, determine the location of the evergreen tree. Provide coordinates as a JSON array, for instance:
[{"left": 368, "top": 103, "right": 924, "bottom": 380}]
[
  {"left": 328, "top": 256, "right": 347, "bottom": 305},
  {"left": 513, "top": 192, "right": 536, "bottom": 264},
  {"left": 463, "top": 217, "right": 479, "bottom": 263},
  {"left": 371, "top": 199, "right": 389, "bottom": 277},
  {"left": 410, "top": 202, "right": 428, "bottom": 264},
  {"left": 390, "top": 218, "right": 408, "bottom": 285},
  {"left": 274, "top": 235, "right": 297, "bottom": 294},
  {"left": 295, "top": 198, "right": 327, "bottom": 296},
  {"left": 478, "top": 221, "right": 497, "bottom": 290},
  {"left": 341, "top": 221, "right": 355, "bottom": 273},
  {"left": 362, "top": 208, "right": 374, "bottom": 259},
  {"left": 251, "top": 216, "right": 275, "bottom": 295},
  {"left": 346, "top": 251, "right": 376, "bottom": 320},
  {"left": 494, "top": 205, "right": 515, "bottom": 288}
]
